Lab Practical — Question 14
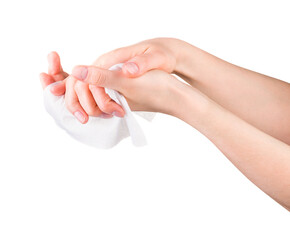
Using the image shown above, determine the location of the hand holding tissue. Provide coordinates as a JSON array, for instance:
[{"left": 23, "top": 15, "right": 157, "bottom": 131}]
[{"left": 43, "top": 64, "right": 155, "bottom": 149}]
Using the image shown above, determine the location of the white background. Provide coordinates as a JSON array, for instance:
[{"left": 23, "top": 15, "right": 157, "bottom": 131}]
[{"left": 0, "top": 0, "right": 289, "bottom": 239}]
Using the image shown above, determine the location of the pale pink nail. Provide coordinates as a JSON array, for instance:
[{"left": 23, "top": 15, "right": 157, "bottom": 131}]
[
  {"left": 74, "top": 111, "right": 86, "bottom": 123},
  {"left": 72, "top": 66, "right": 88, "bottom": 80},
  {"left": 112, "top": 111, "right": 124, "bottom": 118},
  {"left": 50, "top": 82, "right": 61, "bottom": 92},
  {"left": 125, "top": 62, "right": 139, "bottom": 74}
]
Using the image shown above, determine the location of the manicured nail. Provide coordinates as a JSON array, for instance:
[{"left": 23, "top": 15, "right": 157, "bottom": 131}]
[
  {"left": 50, "top": 82, "right": 61, "bottom": 92},
  {"left": 112, "top": 111, "right": 124, "bottom": 118},
  {"left": 72, "top": 66, "right": 88, "bottom": 81},
  {"left": 74, "top": 111, "right": 86, "bottom": 123},
  {"left": 125, "top": 62, "right": 139, "bottom": 75},
  {"left": 100, "top": 113, "right": 113, "bottom": 119}
]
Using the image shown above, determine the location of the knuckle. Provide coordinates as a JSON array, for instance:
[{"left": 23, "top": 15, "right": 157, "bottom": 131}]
[
  {"left": 140, "top": 54, "right": 150, "bottom": 66},
  {"left": 91, "top": 70, "right": 106, "bottom": 86},
  {"left": 98, "top": 97, "right": 112, "bottom": 112}
]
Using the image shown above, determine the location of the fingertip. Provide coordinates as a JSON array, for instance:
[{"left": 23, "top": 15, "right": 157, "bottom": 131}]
[
  {"left": 119, "top": 105, "right": 126, "bottom": 116},
  {"left": 82, "top": 116, "right": 89, "bottom": 124},
  {"left": 74, "top": 110, "right": 89, "bottom": 124},
  {"left": 39, "top": 72, "right": 46, "bottom": 79},
  {"left": 113, "top": 105, "right": 125, "bottom": 118},
  {"left": 82, "top": 112, "right": 89, "bottom": 124},
  {"left": 39, "top": 72, "right": 54, "bottom": 89},
  {"left": 112, "top": 111, "right": 125, "bottom": 118},
  {"left": 47, "top": 51, "right": 59, "bottom": 59},
  {"left": 50, "top": 82, "right": 66, "bottom": 96},
  {"left": 72, "top": 65, "right": 88, "bottom": 81}
]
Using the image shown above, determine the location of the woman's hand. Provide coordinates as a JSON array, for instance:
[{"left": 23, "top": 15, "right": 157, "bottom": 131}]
[
  {"left": 85, "top": 38, "right": 191, "bottom": 117},
  {"left": 71, "top": 65, "right": 187, "bottom": 116},
  {"left": 93, "top": 38, "right": 185, "bottom": 77}
]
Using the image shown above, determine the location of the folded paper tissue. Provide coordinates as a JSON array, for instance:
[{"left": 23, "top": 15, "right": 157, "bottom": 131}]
[{"left": 43, "top": 64, "right": 155, "bottom": 149}]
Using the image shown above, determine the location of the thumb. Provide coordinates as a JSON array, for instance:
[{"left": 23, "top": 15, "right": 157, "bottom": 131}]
[
  {"left": 71, "top": 65, "right": 122, "bottom": 90},
  {"left": 122, "top": 51, "right": 166, "bottom": 77}
]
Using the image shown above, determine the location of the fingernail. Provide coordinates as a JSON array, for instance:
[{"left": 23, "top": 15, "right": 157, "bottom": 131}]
[
  {"left": 50, "top": 82, "right": 61, "bottom": 91},
  {"left": 112, "top": 111, "right": 124, "bottom": 118},
  {"left": 125, "top": 62, "right": 139, "bottom": 75},
  {"left": 74, "top": 111, "right": 86, "bottom": 123},
  {"left": 72, "top": 66, "right": 88, "bottom": 81},
  {"left": 100, "top": 113, "right": 113, "bottom": 119}
]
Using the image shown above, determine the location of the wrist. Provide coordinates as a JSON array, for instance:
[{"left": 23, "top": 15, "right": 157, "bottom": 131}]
[
  {"left": 169, "top": 80, "right": 213, "bottom": 128},
  {"left": 170, "top": 38, "right": 191, "bottom": 73},
  {"left": 173, "top": 41, "right": 202, "bottom": 83}
]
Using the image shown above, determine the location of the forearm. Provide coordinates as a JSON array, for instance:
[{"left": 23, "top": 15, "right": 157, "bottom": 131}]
[
  {"left": 172, "top": 83, "right": 290, "bottom": 210},
  {"left": 174, "top": 41, "right": 290, "bottom": 144}
]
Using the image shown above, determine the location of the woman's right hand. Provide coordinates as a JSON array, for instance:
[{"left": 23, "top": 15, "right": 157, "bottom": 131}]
[
  {"left": 83, "top": 38, "right": 190, "bottom": 117},
  {"left": 93, "top": 38, "right": 186, "bottom": 77}
]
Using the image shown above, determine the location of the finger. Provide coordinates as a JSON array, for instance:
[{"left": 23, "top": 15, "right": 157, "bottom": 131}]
[
  {"left": 39, "top": 72, "right": 66, "bottom": 96},
  {"left": 50, "top": 81, "right": 66, "bottom": 96},
  {"left": 122, "top": 51, "right": 166, "bottom": 77},
  {"left": 92, "top": 44, "right": 148, "bottom": 69},
  {"left": 39, "top": 72, "right": 54, "bottom": 89},
  {"left": 47, "top": 51, "right": 63, "bottom": 75},
  {"left": 65, "top": 76, "right": 89, "bottom": 124},
  {"left": 47, "top": 51, "right": 69, "bottom": 83},
  {"left": 89, "top": 85, "right": 125, "bottom": 117},
  {"left": 74, "top": 81, "right": 107, "bottom": 118},
  {"left": 71, "top": 65, "right": 124, "bottom": 91}
]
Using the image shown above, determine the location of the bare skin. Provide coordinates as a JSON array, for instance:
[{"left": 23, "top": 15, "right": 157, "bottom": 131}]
[
  {"left": 39, "top": 38, "right": 290, "bottom": 210},
  {"left": 92, "top": 38, "right": 290, "bottom": 145},
  {"left": 39, "top": 52, "right": 125, "bottom": 124}
]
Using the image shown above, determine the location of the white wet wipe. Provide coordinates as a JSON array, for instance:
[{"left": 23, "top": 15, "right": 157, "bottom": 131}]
[{"left": 43, "top": 64, "right": 155, "bottom": 149}]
